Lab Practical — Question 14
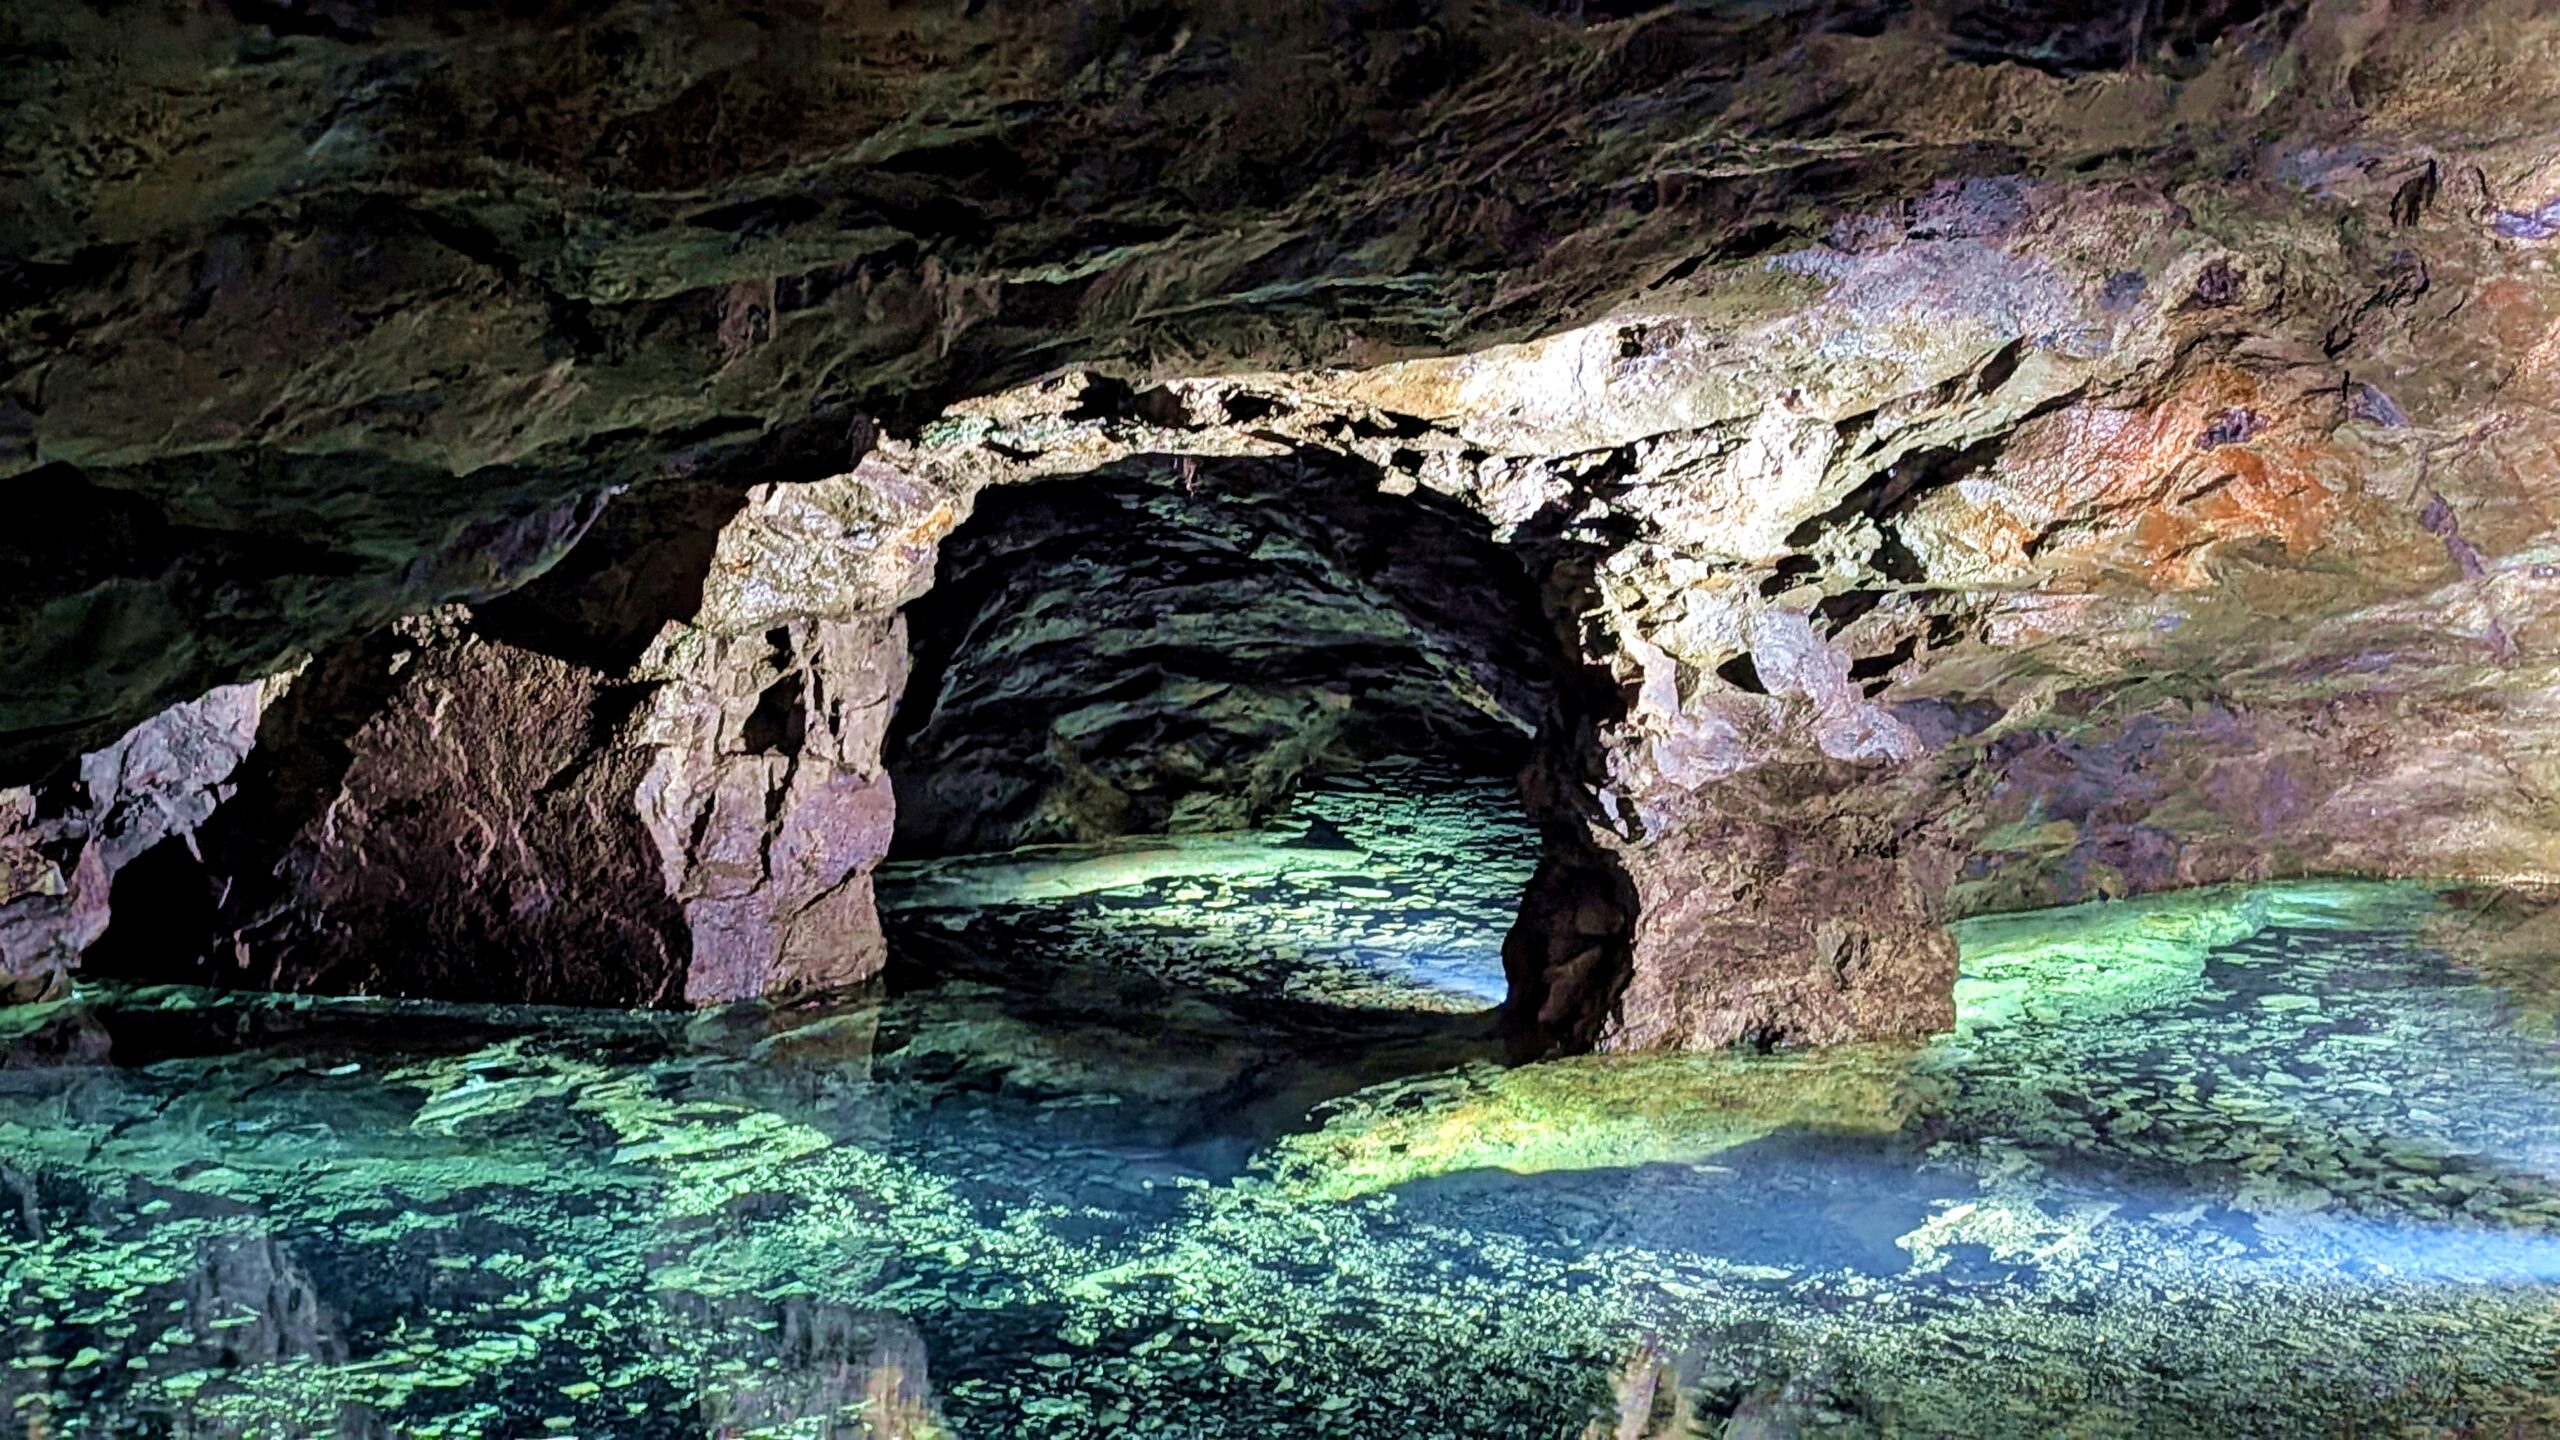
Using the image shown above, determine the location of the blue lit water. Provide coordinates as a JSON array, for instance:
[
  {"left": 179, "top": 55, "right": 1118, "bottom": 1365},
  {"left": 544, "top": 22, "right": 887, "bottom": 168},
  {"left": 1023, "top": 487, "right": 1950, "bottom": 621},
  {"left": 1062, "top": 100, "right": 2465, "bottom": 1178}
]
[
  {"left": 6, "top": 796, "right": 2560, "bottom": 1436},
  {"left": 875, "top": 761, "right": 1540, "bottom": 1012}
]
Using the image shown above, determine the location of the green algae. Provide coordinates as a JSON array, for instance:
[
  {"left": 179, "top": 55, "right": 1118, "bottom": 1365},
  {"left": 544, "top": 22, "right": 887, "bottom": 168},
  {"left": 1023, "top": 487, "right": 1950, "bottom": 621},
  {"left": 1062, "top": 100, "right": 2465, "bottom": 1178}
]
[
  {"left": 1951, "top": 876, "right": 2437, "bottom": 1032},
  {"left": 1260, "top": 1044, "right": 1924, "bottom": 1202},
  {"left": 7, "top": 877, "right": 2560, "bottom": 1436},
  {"left": 879, "top": 761, "right": 1540, "bottom": 1012}
]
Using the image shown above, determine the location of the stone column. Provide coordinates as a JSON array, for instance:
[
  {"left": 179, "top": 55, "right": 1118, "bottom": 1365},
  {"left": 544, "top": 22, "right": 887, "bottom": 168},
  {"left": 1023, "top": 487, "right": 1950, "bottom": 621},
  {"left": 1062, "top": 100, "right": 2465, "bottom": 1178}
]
[
  {"left": 1506, "top": 604, "right": 1960, "bottom": 1052},
  {"left": 638, "top": 615, "right": 908, "bottom": 1004},
  {"left": 636, "top": 452, "right": 962, "bottom": 1004}
]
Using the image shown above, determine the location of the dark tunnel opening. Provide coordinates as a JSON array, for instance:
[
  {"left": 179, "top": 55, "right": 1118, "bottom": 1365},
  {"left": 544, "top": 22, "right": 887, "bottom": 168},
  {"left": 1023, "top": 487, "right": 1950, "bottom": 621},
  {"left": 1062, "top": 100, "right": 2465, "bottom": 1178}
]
[{"left": 874, "top": 451, "right": 1570, "bottom": 1015}]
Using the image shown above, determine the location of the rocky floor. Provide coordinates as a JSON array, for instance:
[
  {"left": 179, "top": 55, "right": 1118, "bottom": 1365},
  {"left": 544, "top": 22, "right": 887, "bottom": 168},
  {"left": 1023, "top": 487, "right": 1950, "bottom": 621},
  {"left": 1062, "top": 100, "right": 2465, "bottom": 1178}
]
[
  {"left": 876, "top": 760, "right": 1544, "bottom": 1013},
  {"left": 6, "top": 879, "right": 2560, "bottom": 1437}
]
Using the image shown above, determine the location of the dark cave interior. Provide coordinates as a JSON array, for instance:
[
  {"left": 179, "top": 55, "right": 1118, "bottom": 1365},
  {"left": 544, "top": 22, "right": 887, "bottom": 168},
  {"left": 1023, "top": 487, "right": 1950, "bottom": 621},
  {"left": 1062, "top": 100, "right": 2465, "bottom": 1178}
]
[{"left": 884, "top": 456, "right": 1563, "bottom": 861}]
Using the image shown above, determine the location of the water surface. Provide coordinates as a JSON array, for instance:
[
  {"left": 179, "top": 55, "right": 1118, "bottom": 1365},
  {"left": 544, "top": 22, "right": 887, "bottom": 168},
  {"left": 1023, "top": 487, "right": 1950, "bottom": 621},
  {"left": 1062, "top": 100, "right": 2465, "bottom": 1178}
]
[{"left": 7, "top": 778, "right": 2560, "bottom": 1437}]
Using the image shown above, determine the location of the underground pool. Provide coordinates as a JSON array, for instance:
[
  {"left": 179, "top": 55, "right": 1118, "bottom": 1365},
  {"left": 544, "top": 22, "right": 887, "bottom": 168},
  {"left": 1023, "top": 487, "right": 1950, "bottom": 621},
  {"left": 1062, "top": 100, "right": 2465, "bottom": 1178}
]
[
  {"left": 7, "top": 770, "right": 2560, "bottom": 1436},
  {"left": 13, "top": 6, "right": 2560, "bottom": 1435}
]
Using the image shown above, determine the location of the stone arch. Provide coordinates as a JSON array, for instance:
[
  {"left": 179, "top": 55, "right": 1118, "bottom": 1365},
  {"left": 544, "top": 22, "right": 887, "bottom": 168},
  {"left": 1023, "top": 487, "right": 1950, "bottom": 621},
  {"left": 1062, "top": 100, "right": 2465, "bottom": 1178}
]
[
  {"left": 882, "top": 452, "right": 1557, "bottom": 858},
  {"left": 641, "top": 433, "right": 1627, "bottom": 1030}
]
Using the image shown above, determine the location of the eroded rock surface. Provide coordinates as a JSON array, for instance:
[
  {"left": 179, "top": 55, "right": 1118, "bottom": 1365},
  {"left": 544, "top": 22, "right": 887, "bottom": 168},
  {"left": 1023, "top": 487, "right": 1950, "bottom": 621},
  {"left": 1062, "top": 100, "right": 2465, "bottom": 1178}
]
[
  {"left": 85, "top": 614, "right": 690, "bottom": 1005},
  {"left": 0, "top": 0, "right": 2422, "bottom": 775},
  {"left": 886, "top": 452, "right": 1555, "bottom": 854},
  {"left": 11, "top": 0, "right": 2560, "bottom": 1048},
  {"left": 0, "top": 678, "right": 279, "bottom": 1001}
]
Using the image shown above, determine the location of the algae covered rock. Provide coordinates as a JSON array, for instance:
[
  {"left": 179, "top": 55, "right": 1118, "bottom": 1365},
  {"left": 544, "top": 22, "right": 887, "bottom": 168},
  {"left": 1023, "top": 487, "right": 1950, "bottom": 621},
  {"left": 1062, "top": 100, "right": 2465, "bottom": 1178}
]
[{"left": 1261, "top": 1044, "right": 1925, "bottom": 1203}]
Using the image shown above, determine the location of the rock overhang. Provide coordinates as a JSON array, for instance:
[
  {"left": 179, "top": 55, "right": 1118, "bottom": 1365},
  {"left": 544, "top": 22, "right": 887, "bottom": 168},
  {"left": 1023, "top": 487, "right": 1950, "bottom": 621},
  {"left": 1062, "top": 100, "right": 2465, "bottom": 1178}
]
[{"left": 6, "top": 0, "right": 2560, "bottom": 1047}]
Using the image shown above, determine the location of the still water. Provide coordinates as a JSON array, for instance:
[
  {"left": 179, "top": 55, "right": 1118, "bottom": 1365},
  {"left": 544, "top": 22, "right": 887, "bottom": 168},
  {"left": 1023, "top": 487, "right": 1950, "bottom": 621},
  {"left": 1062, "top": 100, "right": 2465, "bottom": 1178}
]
[{"left": 6, "top": 769, "right": 2560, "bottom": 1437}]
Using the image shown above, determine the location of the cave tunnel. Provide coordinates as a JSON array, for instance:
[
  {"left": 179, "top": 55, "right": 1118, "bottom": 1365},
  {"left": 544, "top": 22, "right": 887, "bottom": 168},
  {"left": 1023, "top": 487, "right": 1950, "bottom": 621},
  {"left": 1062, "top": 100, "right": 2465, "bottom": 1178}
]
[
  {"left": 21, "top": 0, "right": 2560, "bottom": 1427},
  {"left": 873, "top": 451, "right": 1570, "bottom": 1015}
]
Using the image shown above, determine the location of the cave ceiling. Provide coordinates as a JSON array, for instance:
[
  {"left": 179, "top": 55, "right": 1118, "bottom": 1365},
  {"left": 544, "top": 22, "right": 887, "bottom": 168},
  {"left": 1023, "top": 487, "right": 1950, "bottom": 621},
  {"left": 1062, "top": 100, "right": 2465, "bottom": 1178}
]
[{"left": 7, "top": 0, "right": 2511, "bottom": 775}]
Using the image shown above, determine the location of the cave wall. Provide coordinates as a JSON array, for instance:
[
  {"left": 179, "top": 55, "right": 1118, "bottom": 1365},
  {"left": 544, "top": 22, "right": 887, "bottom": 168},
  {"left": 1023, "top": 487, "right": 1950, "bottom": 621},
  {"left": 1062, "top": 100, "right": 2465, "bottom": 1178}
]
[
  {"left": 0, "top": 0, "right": 2422, "bottom": 778},
  {"left": 884, "top": 451, "right": 1556, "bottom": 855},
  {"left": 9, "top": 1, "right": 2560, "bottom": 1045},
  {"left": 0, "top": 676, "right": 276, "bottom": 1002}
]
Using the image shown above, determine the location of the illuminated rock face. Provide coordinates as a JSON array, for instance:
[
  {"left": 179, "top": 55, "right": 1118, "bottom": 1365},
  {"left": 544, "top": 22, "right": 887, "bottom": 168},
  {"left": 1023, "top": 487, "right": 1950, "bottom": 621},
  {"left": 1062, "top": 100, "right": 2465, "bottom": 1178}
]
[
  {"left": 0, "top": 678, "right": 278, "bottom": 1001},
  {"left": 95, "top": 618, "right": 695, "bottom": 1006},
  {"left": 9, "top": 1, "right": 2560, "bottom": 1043}
]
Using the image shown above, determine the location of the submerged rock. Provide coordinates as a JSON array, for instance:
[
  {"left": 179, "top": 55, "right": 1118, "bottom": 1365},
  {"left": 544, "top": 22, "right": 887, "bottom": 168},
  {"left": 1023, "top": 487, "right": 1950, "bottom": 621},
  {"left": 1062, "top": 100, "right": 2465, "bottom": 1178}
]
[
  {"left": 12, "top": 881, "right": 2560, "bottom": 1436},
  {"left": 1261, "top": 1044, "right": 1923, "bottom": 1202}
]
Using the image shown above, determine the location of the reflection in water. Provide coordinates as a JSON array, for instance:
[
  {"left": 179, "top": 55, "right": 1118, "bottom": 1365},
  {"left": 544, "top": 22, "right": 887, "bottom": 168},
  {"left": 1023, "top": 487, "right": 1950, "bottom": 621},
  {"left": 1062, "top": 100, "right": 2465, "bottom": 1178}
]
[
  {"left": 876, "top": 761, "right": 1542, "bottom": 1012},
  {"left": 7, "top": 812, "right": 2560, "bottom": 1435},
  {"left": 670, "top": 1293, "right": 944, "bottom": 1439}
]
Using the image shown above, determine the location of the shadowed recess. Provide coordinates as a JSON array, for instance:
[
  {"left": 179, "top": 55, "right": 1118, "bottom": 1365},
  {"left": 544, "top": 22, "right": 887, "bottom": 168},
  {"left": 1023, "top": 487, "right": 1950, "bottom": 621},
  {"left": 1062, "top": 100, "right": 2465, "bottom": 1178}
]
[{"left": 884, "top": 454, "right": 1560, "bottom": 857}]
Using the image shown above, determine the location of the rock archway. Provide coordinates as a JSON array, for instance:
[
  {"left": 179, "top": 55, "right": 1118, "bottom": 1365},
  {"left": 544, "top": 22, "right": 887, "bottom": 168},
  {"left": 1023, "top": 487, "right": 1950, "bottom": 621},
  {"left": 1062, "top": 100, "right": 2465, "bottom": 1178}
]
[
  {"left": 882, "top": 452, "right": 1557, "bottom": 857},
  {"left": 631, "top": 420, "right": 1625, "bottom": 1028},
  {"left": 15, "top": 0, "right": 2560, "bottom": 1049},
  {"left": 868, "top": 448, "right": 1576, "bottom": 1017},
  {"left": 610, "top": 374, "right": 1978, "bottom": 1051}
]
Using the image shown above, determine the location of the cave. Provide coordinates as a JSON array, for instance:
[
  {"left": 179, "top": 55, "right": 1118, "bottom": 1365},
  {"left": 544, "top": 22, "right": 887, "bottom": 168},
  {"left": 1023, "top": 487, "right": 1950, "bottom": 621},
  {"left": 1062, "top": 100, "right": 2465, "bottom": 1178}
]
[
  {"left": 874, "top": 452, "right": 1566, "bottom": 1016},
  {"left": 10, "top": 0, "right": 2560, "bottom": 1433}
]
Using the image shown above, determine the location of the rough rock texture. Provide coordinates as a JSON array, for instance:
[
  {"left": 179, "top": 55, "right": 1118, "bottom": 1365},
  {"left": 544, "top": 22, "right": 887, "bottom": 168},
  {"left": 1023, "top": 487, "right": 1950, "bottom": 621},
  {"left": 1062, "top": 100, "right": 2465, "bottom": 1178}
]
[
  {"left": 13, "top": 0, "right": 2560, "bottom": 1049},
  {"left": 637, "top": 609, "right": 905, "bottom": 1006},
  {"left": 0, "top": 678, "right": 281, "bottom": 1001},
  {"left": 0, "top": 0, "right": 2385, "bottom": 777},
  {"left": 886, "top": 451, "right": 1555, "bottom": 854},
  {"left": 87, "top": 613, "right": 692, "bottom": 1005}
]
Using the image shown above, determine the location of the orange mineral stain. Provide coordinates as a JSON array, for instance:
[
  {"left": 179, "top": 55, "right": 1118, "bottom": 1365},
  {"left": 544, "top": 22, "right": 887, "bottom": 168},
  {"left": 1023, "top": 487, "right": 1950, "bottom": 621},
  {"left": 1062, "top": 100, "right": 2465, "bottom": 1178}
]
[{"left": 1953, "top": 368, "right": 2349, "bottom": 590}]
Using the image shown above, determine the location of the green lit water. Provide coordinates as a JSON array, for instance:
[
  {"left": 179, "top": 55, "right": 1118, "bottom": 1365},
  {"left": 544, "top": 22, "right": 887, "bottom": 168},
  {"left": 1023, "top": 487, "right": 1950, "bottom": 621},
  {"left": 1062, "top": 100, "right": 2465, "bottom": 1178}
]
[
  {"left": 877, "top": 762, "right": 1544, "bottom": 1012},
  {"left": 7, "top": 788, "right": 2560, "bottom": 1436}
]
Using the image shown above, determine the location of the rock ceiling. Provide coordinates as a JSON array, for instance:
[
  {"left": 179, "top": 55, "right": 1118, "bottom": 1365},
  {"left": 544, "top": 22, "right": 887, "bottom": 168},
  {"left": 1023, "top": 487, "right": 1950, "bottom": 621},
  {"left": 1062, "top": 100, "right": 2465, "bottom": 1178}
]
[{"left": 8, "top": 0, "right": 2560, "bottom": 1051}]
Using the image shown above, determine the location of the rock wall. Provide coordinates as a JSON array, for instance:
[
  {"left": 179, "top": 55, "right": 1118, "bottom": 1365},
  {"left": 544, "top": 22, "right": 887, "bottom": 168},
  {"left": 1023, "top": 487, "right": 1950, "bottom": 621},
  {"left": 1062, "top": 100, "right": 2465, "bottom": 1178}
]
[
  {"left": 0, "top": 0, "right": 2448, "bottom": 777},
  {"left": 10, "top": 1, "right": 2560, "bottom": 1046},
  {"left": 884, "top": 451, "right": 1555, "bottom": 855},
  {"left": 0, "top": 678, "right": 278, "bottom": 1001},
  {"left": 79, "top": 615, "right": 691, "bottom": 1005}
]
